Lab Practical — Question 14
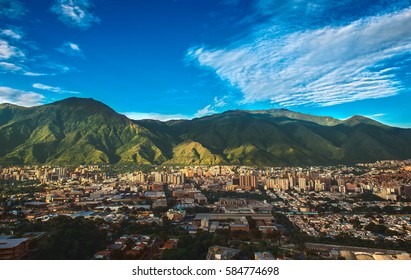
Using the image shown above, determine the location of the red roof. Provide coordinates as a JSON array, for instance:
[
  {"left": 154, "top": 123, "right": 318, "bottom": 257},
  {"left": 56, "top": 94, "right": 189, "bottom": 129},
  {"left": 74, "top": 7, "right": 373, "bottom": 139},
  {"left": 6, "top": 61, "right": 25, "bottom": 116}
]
[{"left": 95, "top": 250, "right": 111, "bottom": 257}]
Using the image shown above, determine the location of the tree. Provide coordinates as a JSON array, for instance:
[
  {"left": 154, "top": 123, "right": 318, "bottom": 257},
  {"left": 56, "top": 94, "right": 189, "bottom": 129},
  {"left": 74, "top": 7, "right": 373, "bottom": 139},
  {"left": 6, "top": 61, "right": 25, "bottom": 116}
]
[{"left": 34, "top": 216, "right": 107, "bottom": 260}]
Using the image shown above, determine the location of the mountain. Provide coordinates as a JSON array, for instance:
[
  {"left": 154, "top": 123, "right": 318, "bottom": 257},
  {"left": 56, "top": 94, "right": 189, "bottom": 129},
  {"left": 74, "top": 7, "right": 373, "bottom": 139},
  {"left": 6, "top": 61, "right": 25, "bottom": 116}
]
[
  {"left": 0, "top": 98, "right": 169, "bottom": 165},
  {"left": 1, "top": 97, "right": 410, "bottom": 166}
]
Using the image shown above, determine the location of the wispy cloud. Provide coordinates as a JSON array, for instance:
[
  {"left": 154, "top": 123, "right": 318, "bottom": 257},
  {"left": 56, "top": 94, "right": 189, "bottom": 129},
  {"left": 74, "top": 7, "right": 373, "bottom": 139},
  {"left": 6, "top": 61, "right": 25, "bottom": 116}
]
[
  {"left": 0, "top": 59, "right": 50, "bottom": 76},
  {"left": 0, "top": 39, "right": 25, "bottom": 60},
  {"left": 1, "top": 27, "right": 23, "bottom": 40},
  {"left": 43, "top": 62, "right": 74, "bottom": 74},
  {"left": 367, "top": 113, "right": 386, "bottom": 118},
  {"left": 122, "top": 112, "right": 190, "bottom": 121},
  {"left": 51, "top": 0, "right": 100, "bottom": 29},
  {"left": 33, "top": 83, "right": 79, "bottom": 94},
  {"left": 23, "top": 71, "right": 48, "bottom": 77},
  {"left": 56, "top": 41, "right": 83, "bottom": 57},
  {"left": 214, "top": 95, "right": 228, "bottom": 107},
  {"left": 0, "top": 0, "right": 26, "bottom": 19},
  {"left": 0, "top": 61, "right": 22, "bottom": 72},
  {"left": 194, "top": 105, "right": 216, "bottom": 118},
  {"left": 252, "top": 0, "right": 411, "bottom": 31},
  {"left": 0, "top": 86, "right": 45, "bottom": 106},
  {"left": 0, "top": 57, "right": 69, "bottom": 77},
  {"left": 194, "top": 95, "right": 229, "bottom": 117},
  {"left": 188, "top": 7, "right": 411, "bottom": 107},
  {"left": 0, "top": 30, "right": 25, "bottom": 74},
  {"left": 0, "top": 33, "right": 74, "bottom": 76}
]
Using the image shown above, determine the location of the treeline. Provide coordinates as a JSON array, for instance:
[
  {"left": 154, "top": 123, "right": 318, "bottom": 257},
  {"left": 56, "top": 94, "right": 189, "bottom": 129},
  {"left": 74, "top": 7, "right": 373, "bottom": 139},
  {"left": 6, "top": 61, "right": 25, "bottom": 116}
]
[{"left": 15, "top": 216, "right": 107, "bottom": 259}]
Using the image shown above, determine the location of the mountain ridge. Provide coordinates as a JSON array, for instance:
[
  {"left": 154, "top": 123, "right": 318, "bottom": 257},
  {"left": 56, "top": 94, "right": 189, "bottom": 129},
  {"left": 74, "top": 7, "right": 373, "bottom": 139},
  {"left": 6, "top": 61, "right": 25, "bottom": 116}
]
[{"left": 0, "top": 97, "right": 410, "bottom": 166}]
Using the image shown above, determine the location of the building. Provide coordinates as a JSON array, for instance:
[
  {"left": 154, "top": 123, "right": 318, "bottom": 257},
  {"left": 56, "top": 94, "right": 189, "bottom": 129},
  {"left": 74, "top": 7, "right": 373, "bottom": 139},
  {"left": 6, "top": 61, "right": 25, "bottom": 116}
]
[
  {"left": 166, "top": 209, "right": 186, "bottom": 222},
  {"left": 206, "top": 246, "right": 240, "bottom": 260},
  {"left": 229, "top": 217, "right": 250, "bottom": 232},
  {"left": 151, "top": 183, "right": 164, "bottom": 191},
  {"left": 239, "top": 175, "right": 258, "bottom": 188},
  {"left": 255, "top": 251, "right": 276, "bottom": 260},
  {"left": 144, "top": 191, "right": 165, "bottom": 199},
  {"left": 154, "top": 172, "right": 164, "bottom": 183},
  {"left": 298, "top": 177, "right": 306, "bottom": 189},
  {"left": 94, "top": 250, "right": 111, "bottom": 260},
  {"left": 219, "top": 198, "right": 247, "bottom": 207},
  {"left": 0, "top": 238, "right": 30, "bottom": 260},
  {"left": 265, "top": 178, "right": 289, "bottom": 190},
  {"left": 194, "top": 193, "right": 208, "bottom": 205}
]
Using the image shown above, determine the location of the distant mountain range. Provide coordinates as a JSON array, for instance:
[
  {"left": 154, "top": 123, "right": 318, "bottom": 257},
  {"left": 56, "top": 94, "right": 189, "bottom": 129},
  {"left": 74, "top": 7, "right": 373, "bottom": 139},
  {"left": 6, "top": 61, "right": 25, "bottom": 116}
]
[{"left": 1, "top": 97, "right": 410, "bottom": 166}]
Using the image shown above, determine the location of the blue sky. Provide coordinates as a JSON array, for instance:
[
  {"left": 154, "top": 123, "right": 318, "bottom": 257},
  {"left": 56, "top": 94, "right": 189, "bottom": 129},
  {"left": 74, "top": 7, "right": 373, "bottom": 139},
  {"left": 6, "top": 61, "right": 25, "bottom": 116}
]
[{"left": 0, "top": 0, "right": 411, "bottom": 127}]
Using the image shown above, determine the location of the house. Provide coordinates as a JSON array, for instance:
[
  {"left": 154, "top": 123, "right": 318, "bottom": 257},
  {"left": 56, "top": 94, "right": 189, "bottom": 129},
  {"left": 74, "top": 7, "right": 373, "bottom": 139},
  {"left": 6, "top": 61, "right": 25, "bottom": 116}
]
[
  {"left": 0, "top": 238, "right": 30, "bottom": 260},
  {"left": 94, "top": 250, "right": 111, "bottom": 260}
]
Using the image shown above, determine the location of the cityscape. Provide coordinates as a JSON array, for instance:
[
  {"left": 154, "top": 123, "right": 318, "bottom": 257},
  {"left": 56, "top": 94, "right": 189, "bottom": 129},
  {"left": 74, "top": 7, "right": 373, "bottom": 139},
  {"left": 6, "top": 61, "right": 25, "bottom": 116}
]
[{"left": 1, "top": 160, "right": 410, "bottom": 260}]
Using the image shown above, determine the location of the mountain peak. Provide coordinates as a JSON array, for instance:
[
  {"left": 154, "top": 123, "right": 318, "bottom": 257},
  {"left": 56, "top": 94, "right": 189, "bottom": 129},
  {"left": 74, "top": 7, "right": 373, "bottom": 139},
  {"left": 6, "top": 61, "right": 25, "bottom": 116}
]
[
  {"left": 343, "top": 115, "right": 385, "bottom": 127},
  {"left": 269, "top": 108, "right": 290, "bottom": 112},
  {"left": 245, "top": 108, "right": 342, "bottom": 126},
  {"left": 50, "top": 97, "right": 98, "bottom": 106},
  {"left": 0, "top": 103, "right": 24, "bottom": 109},
  {"left": 46, "top": 97, "right": 117, "bottom": 114}
]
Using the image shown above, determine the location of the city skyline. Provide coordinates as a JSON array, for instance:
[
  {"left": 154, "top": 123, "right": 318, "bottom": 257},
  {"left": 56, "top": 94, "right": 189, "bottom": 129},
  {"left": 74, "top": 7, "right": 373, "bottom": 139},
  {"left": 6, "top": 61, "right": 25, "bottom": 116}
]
[
  {"left": 1, "top": 160, "right": 411, "bottom": 260},
  {"left": 1, "top": 0, "right": 411, "bottom": 127}
]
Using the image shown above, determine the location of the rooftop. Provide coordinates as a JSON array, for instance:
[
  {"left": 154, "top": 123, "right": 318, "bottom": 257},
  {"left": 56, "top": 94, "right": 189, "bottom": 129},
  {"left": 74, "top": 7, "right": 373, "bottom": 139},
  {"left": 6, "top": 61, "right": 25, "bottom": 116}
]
[{"left": 0, "top": 238, "right": 29, "bottom": 249}]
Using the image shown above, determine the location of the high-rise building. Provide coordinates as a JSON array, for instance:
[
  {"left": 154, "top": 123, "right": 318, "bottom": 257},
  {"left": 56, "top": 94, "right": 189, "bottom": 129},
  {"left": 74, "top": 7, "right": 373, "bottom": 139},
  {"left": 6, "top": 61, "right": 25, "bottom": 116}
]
[
  {"left": 314, "top": 179, "right": 323, "bottom": 192},
  {"left": 154, "top": 172, "right": 163, "bottom": 183},
  {"left": 239, "top": 175, "right": 258, "bottom": 188},
  {"left": 298, "top": 177, "right": 306, "bottom": 189}
]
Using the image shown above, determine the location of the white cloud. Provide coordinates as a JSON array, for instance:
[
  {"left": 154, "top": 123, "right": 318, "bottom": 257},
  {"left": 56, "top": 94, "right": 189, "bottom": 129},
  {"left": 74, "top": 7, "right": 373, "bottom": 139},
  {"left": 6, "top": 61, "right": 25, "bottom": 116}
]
[
  {"left": 0, "top": 37, "right": 72, "bottom": 77},
  {"left": 367, "top": 113, "right": 386, "bottom": 118},
  {"left": 44, "top": 62, "right": 73, "bottom": 74},
  {"left": 32, "top": 83, "right": 79, "bottom": 94},
  {"left": 188, "top": 7, "right": 411, "bottom": 107},
  {"left": 194, "top": 105, "right": 216, "bottom": 118},
  {"left": 0, "top": 61, "right": 22, "bottom": 71},
  {"left": 0, "top": 62, "right": 49, "bottom": 76},
  {"left": 0, "top": 0, "right": 26, "bottom": 19},
  {"left": 0, "top": 61, "right": 61, "bottom": 76},
  {"left": 213, "top": 95, "right": 228, "bottom": 107},
  {"left": 68, "top": 42, "right": 80, "bottom": 51},
  {"left": 193, "top": 95, "right": 229, "bottom": 118},
  {"left": 1, "top": 28, "right": 23, "bottom": 40},
  {"left": 56, "top": 41, "right": 83, "bottom": 56},
  {"left": 122, "top": 112, "right": 190, "bottom": 121},
  {"left": 0, "top": 86, "right": 45, "bottom": 106},
  {"left": 0, "top": 39, "right": 25, "bottom": 60},
  {"left": 51, "top": 0, "right": 100, "bottom": 29},
  {"left": 255, "top": 0, "right": 329, "bottom": 17},
  {"left": 23, "top": 71, "right": 48, "bottom": 76}
]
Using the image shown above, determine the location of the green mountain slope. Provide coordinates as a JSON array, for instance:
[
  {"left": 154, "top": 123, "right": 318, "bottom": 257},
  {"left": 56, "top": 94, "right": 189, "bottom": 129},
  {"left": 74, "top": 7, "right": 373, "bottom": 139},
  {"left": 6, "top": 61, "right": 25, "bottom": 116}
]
[
  {"left": 1, "top": 97, "right": 411, "bottom": 166},
  {"left": 0, "top": 98, "right": 167, "bottom": 165},
  {"left": 164, "top": 140, "right": 225, "bottom": 165}
]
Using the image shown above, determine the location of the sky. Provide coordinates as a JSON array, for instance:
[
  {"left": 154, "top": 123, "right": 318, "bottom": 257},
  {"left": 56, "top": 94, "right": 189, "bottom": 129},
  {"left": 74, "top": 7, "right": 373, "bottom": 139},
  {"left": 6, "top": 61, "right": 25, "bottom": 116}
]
[{"left": 0, "top": 0, "right": 411, "bottom": 127}]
